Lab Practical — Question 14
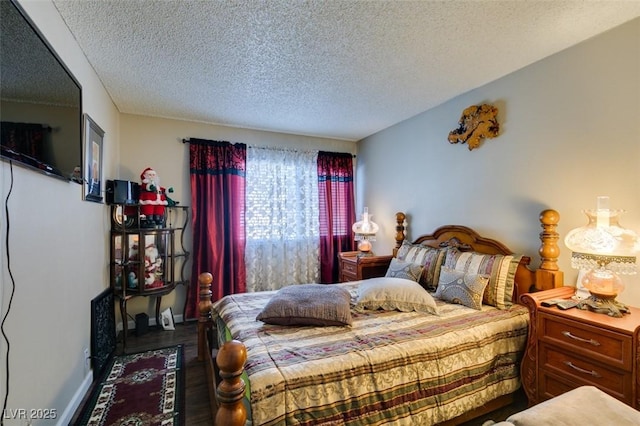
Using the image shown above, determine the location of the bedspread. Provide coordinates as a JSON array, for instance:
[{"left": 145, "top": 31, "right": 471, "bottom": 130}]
[{"left": 212, "top": 281, "right": 529, "bottom": 426}]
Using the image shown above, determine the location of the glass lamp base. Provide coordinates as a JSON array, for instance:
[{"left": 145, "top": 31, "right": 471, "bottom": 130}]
[
  {"left": 577, "top": 295, "right": 630, "bottom": 318},
  {"left": 356, "top": 239, "right": 373, "bottom": 257}
]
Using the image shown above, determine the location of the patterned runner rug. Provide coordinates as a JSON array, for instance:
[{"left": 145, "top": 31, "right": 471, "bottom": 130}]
[{"left": 76, "top": 345, "right": 184, "bottom": 426}]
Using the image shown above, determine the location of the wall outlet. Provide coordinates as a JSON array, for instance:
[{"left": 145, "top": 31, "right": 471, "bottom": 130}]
[{"left": 84, "top": 348, "right": 91, "bottom": 373}]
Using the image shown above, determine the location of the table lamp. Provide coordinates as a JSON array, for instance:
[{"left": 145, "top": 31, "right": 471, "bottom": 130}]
[
  {"left": 564, "top": 196, "right": 639, "bottom": 317},
  {"left": 352, "top": 207, "right": 379, "bottom": 257}
]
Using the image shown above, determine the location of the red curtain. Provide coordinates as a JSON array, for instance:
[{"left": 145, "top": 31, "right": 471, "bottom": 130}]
[
  {"left": 317, "top": 151, "right": 356, "bottom": 283},
  {"left": 186, "top": 139, "right": 247, "bottom": 319}
]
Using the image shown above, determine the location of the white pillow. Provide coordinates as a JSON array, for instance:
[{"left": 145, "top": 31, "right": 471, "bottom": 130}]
[{"left": 355, "top": 277, "right": 439, "bottom": 315}]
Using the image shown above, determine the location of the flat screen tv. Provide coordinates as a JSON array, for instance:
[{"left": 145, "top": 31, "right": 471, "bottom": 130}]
[{"left": 0, "top": 0, "right": 82, "bottom": 181}]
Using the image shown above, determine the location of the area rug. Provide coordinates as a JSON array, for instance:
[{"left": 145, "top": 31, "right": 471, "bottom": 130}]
[{"left": 76, "top": 345, "right": 184, "bottom": 426}]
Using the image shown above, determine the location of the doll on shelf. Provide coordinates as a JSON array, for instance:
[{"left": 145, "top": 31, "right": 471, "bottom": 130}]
[
  {"left": 138, "top": 167, "right": 174, "bottom": 228},
  {"left": 143, "top": 243, "right": 164, "bottom": 289}
]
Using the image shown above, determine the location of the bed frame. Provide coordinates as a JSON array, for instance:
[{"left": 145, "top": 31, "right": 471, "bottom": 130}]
[{"left": 198, "top": 209, "right": 564, "bottom": 425}]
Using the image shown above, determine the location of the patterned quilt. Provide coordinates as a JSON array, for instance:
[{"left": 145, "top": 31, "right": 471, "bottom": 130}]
[{"left": 212, "top": 281, "right": 529, "bottom": 426}]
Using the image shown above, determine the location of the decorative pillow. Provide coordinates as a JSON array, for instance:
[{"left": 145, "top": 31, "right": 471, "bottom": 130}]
[
  {"left": 395, "top": 241, "right": 447, "bottom": 290},
  {"left": 435, "top": 267, "right": 490, "bottom": 310},
  {"left": 355, "top": 277, "right": 439, "bottom": 314},
  {"left": 256, "top": 284, "right": 352, "bottom": 326},
  {"left": 417, "top": 247, "right": 447, "bottom": 291},
  {"left": 385, "top": 257, "right": 423, "bottom": 282},
  {"left": 397, "top": 240, "right": 430, "bottom": 263},
  {"left": 444, "top": 249, "right": 522, "bottom": 309}
]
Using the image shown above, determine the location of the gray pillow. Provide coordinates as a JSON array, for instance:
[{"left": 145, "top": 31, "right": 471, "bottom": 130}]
[
  {"left": 256, "top": 284, "right": 352, "bottom": 326},
  {"left": 385, "top": 258, "right": 423, "bottom": 282},
  {"left": 435, "top": 267, "right": 490, "bottom": 310}
]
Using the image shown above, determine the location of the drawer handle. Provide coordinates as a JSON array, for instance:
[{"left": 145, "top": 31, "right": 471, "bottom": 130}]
[
  {"left": 564, "top": 361, "right": 602, "bottom": 378},
  {"left": 562, "top": 331, "right": 601, "bottom": 346}
]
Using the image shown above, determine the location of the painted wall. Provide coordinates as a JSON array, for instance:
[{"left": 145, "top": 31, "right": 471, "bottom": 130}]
[
  {"left": 116, "top": 114, "right": 355, "bottom": 322},
  {"left": 0, "top": 0, "right": 119, "bottom": 423},
  {"left": 357, "top": 18, "right": 640, "bottom": 306}
]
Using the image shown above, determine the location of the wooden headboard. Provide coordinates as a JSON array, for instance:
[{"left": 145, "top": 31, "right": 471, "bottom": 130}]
[{"left": 391, "top": 209, "right": 564, "bottom": 301}]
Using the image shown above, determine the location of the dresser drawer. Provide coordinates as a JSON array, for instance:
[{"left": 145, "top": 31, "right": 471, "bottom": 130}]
[
  {"left": 539, "top": 312, "right": 632, "bottom": 370},
  {"left": 341, "top": 261, "right": 357, "bottom": 275},
  {"left": 539, "top": 370, "right": 632, "bottom": 406},
  {"left": 540, "top": 343, "right": 633, "bottom": 402},
  {"left": 539, "top": 370, "right": 583, "bottom": 401}
]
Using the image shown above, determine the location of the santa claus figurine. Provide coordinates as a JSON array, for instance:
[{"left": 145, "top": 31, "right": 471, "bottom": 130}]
[
  {"left": 138, "top": 167, "right": 173, "bottom": 227},
  {"left": 143, "top": 243, "right": 163, "bottom": 288}
]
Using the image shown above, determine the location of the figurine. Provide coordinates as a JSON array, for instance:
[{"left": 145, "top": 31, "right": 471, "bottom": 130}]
[
  {"left": 138, "top": 167, "right": 174, "bottom": 227},
  {"left": 144, "top": 244, "right": 163, "bottom": 289},
  {"left": 127, "top": 242, "right": 140, "bottom": 289},
  {"left": 70, "top": 166, "right": 83, "bottom": 184}
]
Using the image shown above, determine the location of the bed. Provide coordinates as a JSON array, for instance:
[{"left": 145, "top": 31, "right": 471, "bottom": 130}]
[{"left": 197, "top": 209, "right": 564, "bottom": 425}]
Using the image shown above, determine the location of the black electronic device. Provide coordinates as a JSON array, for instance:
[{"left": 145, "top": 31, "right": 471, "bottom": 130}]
[
  {"left": 0, "top": 0, "right": 83, "bottom": 181},
  {"left": 106, "top": 180, "right": 139, "bottom": 205},
  {"left": 135, "top": 313, "right": 149, "bottom": 336}
]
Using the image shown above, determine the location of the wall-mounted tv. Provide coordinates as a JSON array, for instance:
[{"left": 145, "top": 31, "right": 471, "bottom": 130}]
[{"left": 0, "top": 0, "right": 82, "bottom": 181}]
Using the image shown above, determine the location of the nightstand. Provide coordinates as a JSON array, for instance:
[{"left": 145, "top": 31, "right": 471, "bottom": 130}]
[
  {"left": 338, "top": 252, "right": 393, "bottom": 282},
  {"left": 521, "top": 287, "right": 640, "bottom": 409}
]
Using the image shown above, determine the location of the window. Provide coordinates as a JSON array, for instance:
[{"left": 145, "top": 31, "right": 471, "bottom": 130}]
[{"left": 245, "top": 147, "right": 320, "bottom": 291}]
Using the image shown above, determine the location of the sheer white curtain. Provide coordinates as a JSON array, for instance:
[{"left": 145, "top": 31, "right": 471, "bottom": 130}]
[{"left": 245, "top": 147, "right": 320, "bottom": 292}]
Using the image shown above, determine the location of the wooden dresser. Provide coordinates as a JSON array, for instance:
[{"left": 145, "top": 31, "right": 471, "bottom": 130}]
[
  {"left": 338, "top": 252, "right": 393, "bottom": 282},
  {"left": 520, "top": 286, "right": 640, "bottom": 409}
]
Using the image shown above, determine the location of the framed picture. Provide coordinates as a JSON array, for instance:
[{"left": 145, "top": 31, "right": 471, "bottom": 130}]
[{"left": 83, "top": 114, "right": 105, "bottom": 202}]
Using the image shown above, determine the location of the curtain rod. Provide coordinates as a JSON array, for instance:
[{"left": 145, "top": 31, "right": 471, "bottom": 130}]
[{"left": 181, "top": 138, "right": 355, "bottom": 157}]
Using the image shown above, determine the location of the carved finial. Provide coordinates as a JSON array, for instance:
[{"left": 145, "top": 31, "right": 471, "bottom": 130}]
[
  {"left": 198, "top": 272, "right": 213, "bottom": 323},
  {"left": 216, "top": 340, "right": 248, "bottom": 425},
  {"left": 539, "top": 209, "right": 560, "bottom": 271},
  {"left": 197, "top": 272, "right": 214, "bottom": 361},
  {"left": 394, "top": 212, "right": 406, "bottom": 256}
]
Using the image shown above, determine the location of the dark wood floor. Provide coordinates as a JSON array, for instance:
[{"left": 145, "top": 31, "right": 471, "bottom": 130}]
[{"left": 98, "top": 321, "right": 526, "bottom": 426}]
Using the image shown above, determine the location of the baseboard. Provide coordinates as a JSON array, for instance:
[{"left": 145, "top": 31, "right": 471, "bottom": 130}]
[
  {"left": 56, "top": 371, "right": 93, "bottom": 426},
  {"left": 116, "top": 313, "right": 184, "bottom": 331}
]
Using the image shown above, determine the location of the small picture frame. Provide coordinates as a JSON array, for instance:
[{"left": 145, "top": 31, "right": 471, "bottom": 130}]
[{"left": 83, "top": 114, "right": 104, "bottom": 203}]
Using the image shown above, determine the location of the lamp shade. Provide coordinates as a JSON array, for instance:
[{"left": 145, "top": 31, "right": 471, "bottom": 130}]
[
  {"left": 564, "top": 196, "right": 639, "bottom": 316},
  {"left": 352, "top": 207, "right": 379, "bottom": 237},
  {"left": 564, "top": 196, "right": 639, "bottom": 275},
  {"left": 352, "top": 207, "right": 378, "bottom": 255}
]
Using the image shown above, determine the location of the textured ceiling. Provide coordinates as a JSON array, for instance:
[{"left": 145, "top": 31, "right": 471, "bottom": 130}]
[{"left": 51, "top": 0, "right": 640, "bottom": 141}]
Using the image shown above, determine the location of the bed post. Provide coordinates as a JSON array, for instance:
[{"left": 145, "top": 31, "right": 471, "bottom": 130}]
[
  {"left": 535, "top": 209, "right": 563, "bottom": 291},
  {"left": 520, "top": 208, "right": 567, "bottom": 406},
  {"left": 198, "top": 272, "right": 213, "bottom": 362},
  {"left": 514, "top": 209, "right": 563, "bottom": 297},
  {"left": 216, "top": 340, "right": 248, "bottom": 426},
  {"left": 393, "top": 212, "right": 406, "bottom": 257}
]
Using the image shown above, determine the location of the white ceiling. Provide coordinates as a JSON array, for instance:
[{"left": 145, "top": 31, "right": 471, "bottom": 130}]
[{"left": 52, "top": 0, "right": 640, "bottom": 141}]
